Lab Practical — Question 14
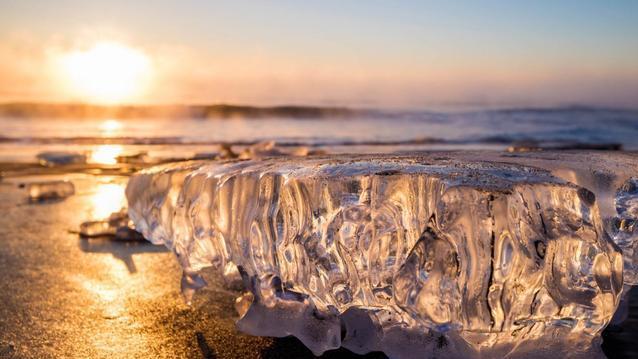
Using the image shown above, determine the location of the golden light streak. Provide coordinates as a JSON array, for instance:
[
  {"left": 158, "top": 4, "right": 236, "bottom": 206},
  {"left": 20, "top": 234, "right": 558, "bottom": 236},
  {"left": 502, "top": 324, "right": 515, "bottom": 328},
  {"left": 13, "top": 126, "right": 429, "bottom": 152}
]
[
  {"left": 89, "top": 144, "right": 123, "bottom": 165},
  {"left": 89, "top": 182, "right": 126, "bottom": 219}
]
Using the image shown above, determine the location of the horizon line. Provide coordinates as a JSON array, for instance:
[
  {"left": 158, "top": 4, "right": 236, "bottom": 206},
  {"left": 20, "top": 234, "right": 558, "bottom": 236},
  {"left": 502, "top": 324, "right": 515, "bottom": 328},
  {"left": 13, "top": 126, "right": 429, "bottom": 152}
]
[{"left": 1, "top": 100, "right": 637, "bottom": 113}]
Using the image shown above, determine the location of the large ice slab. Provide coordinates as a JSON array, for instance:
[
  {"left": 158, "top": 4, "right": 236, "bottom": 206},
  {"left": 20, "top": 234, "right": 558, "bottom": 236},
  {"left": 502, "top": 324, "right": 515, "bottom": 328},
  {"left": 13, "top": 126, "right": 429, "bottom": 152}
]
[{"left": 126, "top": 153, "right": 635, "bottom": 358}]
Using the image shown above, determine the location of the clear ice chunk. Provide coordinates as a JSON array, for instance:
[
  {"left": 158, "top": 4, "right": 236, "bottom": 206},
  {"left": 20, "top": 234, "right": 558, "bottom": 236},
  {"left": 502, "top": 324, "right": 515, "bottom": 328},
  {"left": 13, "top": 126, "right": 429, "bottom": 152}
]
[
  {"left": 116, "top": 151, "right": 150, "bottom": 164},
  {"left": 126, "top": 154, "right": 634, "bottom": 358},
  {"left": 36, "top": 151, "right": 86, "bottom": 166},
  {"left": 238, "top": 140, "right": 311, "bottom": 159},
  {"left": 27, "top": 180, "right": 75, "bottom": 202},
  {"left": 79, "top": 220, "right": 115, "bottom": 237},
  {"left": 79, "top": 210, "right": 145, "bottom": 241}
]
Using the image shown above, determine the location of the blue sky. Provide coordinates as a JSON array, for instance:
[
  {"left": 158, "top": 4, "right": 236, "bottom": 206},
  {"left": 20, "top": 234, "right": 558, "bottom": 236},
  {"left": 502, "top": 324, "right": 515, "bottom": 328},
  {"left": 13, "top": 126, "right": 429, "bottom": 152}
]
[{"left": 1, "top": 0, "right": 637, "bottom": 107}]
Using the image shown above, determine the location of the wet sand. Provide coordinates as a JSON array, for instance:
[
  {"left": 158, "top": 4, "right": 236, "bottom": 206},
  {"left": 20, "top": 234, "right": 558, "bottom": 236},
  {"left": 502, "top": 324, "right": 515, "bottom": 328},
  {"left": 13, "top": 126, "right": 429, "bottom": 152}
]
[{"left": 0, "top": 174, "right": 635, "bottom": 358}]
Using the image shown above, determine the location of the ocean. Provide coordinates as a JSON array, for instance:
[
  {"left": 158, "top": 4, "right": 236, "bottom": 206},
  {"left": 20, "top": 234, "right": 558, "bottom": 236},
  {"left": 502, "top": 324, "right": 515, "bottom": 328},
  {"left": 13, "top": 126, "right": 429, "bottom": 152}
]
[{"left": 1, "top": 107, "right": 637, "bottom": 165}]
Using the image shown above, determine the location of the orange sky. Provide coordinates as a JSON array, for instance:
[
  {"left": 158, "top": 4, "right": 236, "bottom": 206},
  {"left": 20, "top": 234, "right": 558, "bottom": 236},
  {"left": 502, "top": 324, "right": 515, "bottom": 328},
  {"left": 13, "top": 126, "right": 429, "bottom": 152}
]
[{"left": 1, "top": 1, "right": 637, "bottom": 108}]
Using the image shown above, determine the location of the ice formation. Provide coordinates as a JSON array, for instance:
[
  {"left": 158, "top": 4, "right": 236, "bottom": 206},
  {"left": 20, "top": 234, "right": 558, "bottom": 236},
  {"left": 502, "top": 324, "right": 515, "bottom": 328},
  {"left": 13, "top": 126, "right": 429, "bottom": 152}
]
[
  {"left": 27, "top": 180, "right": 75, "bottom": 202},
  {"left": 126, "top": 154, "right": 636, "bottom": 358}
]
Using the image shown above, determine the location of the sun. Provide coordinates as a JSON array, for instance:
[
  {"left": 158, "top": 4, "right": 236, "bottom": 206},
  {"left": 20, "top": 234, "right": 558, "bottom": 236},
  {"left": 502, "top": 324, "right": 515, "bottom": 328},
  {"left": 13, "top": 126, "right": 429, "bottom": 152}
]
[{"left": 60, "top": 42, "right": 152, "bottom": 104}]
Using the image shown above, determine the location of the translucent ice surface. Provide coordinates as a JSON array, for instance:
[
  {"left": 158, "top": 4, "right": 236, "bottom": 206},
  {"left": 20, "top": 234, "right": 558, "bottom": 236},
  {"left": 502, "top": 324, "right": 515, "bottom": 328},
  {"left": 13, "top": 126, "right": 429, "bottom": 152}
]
[
  {"left": 611, "top": 178, "right": 638, "bottom": 285},
  {"left": 126, "top": 153, "right": 637, "bottom": 358}
]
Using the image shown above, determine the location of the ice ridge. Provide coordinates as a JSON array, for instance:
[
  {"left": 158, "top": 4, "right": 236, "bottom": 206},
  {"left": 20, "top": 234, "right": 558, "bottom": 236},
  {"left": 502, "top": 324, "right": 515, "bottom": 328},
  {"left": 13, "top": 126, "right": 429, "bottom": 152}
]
[{"left": 126, "top": 154, "right": 630, "bottom": 358}]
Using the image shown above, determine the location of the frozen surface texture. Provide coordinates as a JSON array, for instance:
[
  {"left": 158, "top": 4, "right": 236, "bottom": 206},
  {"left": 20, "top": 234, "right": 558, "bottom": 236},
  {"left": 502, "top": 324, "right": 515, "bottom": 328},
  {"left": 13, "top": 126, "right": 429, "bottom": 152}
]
[
  {"left": 126, "top": 153, "right": 637, "bottom": 358},
  {"left": 611, "top": 178, "right": 638, "bottom": 285}
]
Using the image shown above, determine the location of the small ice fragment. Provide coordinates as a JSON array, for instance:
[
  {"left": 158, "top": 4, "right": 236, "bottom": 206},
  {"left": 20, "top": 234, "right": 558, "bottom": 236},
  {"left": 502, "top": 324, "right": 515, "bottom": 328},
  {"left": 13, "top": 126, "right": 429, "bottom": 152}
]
[
  {"left": 79, "top": 210, "right": 139, "bottom": 239},
  {"left": 79, "top": 220, "right": 115, "bottom": 237},
  {"left": 289, "top": 146, "right": 310, "bottom": 156},
  {"left": 79, "top": 222, "right": 144, "bottom": 241},
  {"left": 36, "top": 151, "right": 86, "bottom": 166},
  {"left": 239, "top": 141, "right": 283, "bottom": 159},
  {"left": 238, "top": 141, "right": 313, "bottom": 159},
  {"left": 27, "top": 180, "right": 75, "bottom": 202},
  {"left": 116, "top": 152, "right": 149, "bottom": 164},
  {"left": 507, "top": 140, "right": 541, "bottom": 153},
  {"left": 106, "top": 210, "right": 130, "bottom": 227}
]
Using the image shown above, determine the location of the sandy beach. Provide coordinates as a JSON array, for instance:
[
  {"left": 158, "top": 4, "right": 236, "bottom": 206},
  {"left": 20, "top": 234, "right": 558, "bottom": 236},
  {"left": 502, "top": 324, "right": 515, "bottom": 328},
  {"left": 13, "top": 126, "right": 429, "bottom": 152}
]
[{"left": 0, "top": 160, "right": 636, "bottom": 358}]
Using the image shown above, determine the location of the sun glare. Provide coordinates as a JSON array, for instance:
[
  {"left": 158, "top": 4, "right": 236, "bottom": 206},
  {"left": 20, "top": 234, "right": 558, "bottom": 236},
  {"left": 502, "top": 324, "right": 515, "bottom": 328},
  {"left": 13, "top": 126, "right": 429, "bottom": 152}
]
[
  {"left": 89, "top": 182, "right": 127, "bottom": 219},
  {"left": 89, "top": 144, "right": 123, "bottom": 165},
  {"left": 99, "top": 119, "right": 123, "bottom": 135},
  {"left": 60, "top": 42, "right": 152, "bottom": 104}
]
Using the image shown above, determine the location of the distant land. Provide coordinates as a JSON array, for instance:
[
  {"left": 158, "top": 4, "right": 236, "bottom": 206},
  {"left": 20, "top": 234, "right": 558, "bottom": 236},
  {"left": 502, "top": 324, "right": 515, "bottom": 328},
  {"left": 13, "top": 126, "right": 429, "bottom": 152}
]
[{"left": 0, "top": 102, "right": 359, "bottom": 119}]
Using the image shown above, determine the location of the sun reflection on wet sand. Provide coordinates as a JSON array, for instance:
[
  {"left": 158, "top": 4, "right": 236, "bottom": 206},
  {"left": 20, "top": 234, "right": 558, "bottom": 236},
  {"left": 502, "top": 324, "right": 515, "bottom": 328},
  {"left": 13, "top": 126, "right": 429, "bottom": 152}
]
[
  {"left": 70, "top": 255, "right": 150, "bottom": 355},
  {"left": 88, "top": 144, "right": 123, "bottom": 165},
  {"left": 80, "top": 277, "right": 120, "bottom": 303},
  {"left": 90, "top": 181, "right": 126, "bottom": 219}
]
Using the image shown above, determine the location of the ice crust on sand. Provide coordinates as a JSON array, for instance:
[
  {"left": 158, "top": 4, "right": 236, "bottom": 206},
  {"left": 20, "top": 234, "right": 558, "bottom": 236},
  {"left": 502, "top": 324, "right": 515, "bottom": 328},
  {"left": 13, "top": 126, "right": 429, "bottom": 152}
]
[{"left": 126, "top": 154, "right": 635, "bottom": 358}]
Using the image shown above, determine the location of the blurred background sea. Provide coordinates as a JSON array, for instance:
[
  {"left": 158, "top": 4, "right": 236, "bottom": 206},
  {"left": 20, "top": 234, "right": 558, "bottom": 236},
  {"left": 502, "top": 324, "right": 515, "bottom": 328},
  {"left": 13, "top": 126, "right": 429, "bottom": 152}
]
[{"left": 1, "top": 106, "right": 637, "bottom": 166}]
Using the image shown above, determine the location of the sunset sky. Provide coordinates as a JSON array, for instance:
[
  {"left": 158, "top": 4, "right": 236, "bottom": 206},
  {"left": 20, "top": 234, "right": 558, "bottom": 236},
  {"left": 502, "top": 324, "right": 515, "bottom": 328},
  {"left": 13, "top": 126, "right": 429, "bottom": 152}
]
[{"left": 1, "top": 0, "right": 637, "bottom": 108}]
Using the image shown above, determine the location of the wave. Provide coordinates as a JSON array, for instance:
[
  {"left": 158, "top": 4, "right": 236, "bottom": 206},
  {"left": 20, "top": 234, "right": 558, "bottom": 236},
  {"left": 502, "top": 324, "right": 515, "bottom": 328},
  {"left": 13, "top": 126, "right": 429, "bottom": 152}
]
[{"left": 0, "top": 134, "right": 623, "bottom": 151}]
